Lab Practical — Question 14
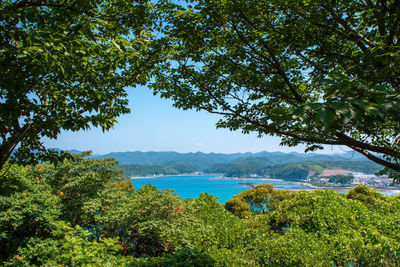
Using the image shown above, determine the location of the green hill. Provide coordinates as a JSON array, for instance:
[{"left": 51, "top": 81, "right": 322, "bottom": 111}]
[
  {"left": 89, "top": 150, "right": 368, "bottom": 171},
  {"left": 205, "top": 160, "right": 383, "bottom": 181}
]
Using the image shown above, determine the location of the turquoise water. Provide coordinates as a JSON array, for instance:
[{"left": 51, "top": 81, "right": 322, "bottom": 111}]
[{"left": 131, "top": 175, "right": 312, "bottom": 203}]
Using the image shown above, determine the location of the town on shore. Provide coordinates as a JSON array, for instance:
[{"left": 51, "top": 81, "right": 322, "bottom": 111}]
[{"left": 210, "top": 168, "right": 400, "bottom": 195}]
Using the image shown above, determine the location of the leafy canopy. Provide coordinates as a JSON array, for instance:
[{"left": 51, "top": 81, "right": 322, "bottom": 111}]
[
  {"left": 151, "top": 0, "right": 400, "bottom": 180},
  {"left": 2, "top": 156, "right": 400, "bottom": 265},
  {"left": 0, "top": 0, "right": 158, "bottom": 169}
]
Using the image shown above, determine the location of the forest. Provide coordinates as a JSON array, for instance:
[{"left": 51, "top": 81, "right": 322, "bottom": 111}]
[
  {"left": 1, "top": 0, "right": 400, "bottom": 265},
  {"left": 118, "top": 159, "right": 381, "bottom": 179},
  {"left": 114, "top": 151, "right": 382, "bottom": 178},
  {"left": 204, "top": 160, "right": 383, "bottom": 180},
  {"left": 1, "top": 155, "right": 400, "bottom": 266}
]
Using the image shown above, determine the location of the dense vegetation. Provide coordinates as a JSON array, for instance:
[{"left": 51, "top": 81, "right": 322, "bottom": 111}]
[
  {"left": 205, "top": 160, "right": 383, "bottom": 180},
  {"left": 116, "top": 157, "right": 380, "bottom": 178},
  {"left": 2, "top": 0, "right": 400, "bottom": 265},
  {"left": 329, "top": 174, "right": 355, "bottom": 184},
  {"left": 1, "top": 155, "right": 400, "bottom": 266}
]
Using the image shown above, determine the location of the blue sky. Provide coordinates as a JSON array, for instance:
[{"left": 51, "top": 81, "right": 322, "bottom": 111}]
[{"left": 42, "top": 85, "right": 348, "bottom": 155}]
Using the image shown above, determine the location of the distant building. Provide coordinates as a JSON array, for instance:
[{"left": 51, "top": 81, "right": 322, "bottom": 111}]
[
  {"left": 351, "top": 172, "right": 375, "bottom": 179},
  {"left": 319, "top": 178, "right": 330, "bottom": 183},
  {"left": 350, "top": 172, "right": 392, "bottom": 186}
]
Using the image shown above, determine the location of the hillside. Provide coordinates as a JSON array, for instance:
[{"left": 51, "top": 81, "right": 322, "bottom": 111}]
[
  {"left": 87, "top": 150, "right": 367, "bottom": 170},
  {"left": 51, "top": 149, "right": 380, "bottom": 178},
  {"left": 204, "top": 160, "right": 383, "bottom": 181},
  {"left": 52, "top": 149, "right": 381, "bottom": 177},
  {"left": 93, "top": 151, "right": 250, "bottom": 170}
]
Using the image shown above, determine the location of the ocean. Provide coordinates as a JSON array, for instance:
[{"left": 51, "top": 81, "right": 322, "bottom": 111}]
[{"left": 130, "top": 175, "right": 312, "bottom": 203}]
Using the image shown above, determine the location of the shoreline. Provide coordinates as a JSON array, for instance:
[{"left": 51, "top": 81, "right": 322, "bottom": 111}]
[
  {"left": 211, "top": 177, "right": 400, "bottom": 195},
  {"left": 130, "top": 173, "right": 207, "bottom": 179},
  {"left": 209, "top": 176, "right": 285, "bottom": 182}
]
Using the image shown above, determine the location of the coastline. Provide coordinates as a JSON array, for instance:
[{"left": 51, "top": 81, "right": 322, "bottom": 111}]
[
  {"left": 209, "top": 176, "right": 285, "bottom": 182},
  {"left": 130, "top": 173, "right": 207, "bottom": 179},
  {"left": 131, "top": 176, "right": 165, "bottom": 179},
  {"left": 210, "top": 176, "right": 400, "bottom": 195}
]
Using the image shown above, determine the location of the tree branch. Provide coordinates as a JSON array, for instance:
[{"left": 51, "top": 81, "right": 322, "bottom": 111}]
[
  {"left": 320, "top": 4, "right": 374, "bottom": 51},
  {"left": 350, "top": 145, "right": 400, "bottom": 173},
  {"left": 335, "top": 132, "right": 400, "bottom": 159},
  {"left": 232, "top": 7, "right": 305, "bottom": 103},
  {"left": 192, "top": 74, "right": 342, "bottom": 146}
]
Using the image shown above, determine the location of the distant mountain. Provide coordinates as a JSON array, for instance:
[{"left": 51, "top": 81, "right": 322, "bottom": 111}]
[
  {"left": 91, "top": 151, "right": 252, "bottom": 170},
  {"left": 87, "top": 150, "right": 369, "bottom": 171},
  {"left": 49, "top": 149, "right": 381, "bottom": 178}
]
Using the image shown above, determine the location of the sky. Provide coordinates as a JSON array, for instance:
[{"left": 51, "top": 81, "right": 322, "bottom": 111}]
[{"left": 42, "top": 85, "right": 349, "bottom": 155}]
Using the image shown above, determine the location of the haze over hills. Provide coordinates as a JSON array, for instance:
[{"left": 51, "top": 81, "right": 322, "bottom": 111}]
[
  {"left": 100, "top": 151, "right": 365, "bottom": 166},
  {"left": 85, "top": 150, "right": 367, "bottom": 169},
  {"left": 53, "top": 149, "right": 382, "bottom": 178}
]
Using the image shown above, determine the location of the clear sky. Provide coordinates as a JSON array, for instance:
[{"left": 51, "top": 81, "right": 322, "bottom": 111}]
[{"left": 43, "top": 85, "right": 348, "bottom": 155}]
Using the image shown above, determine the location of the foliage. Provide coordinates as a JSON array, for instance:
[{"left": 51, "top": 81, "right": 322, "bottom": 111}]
[
  {"left": 176, "top": 193, "right": 265, "bottom": 266},
  {"left": 329, "top": 174, "right": 354, "bottom": 184},
  {"left": 6, "top": 0, "right": 400, "bottom": 265},
  {"left": 5, "top": 222, "right": 132, "bottom": 266},
  {"left": 0, "top": 155, "right": 194, "bottom": 264},
  {"left": 267, "top": 164, "right": 310, "bottom": 180},
  {"left": 346, "top": 184, "right": 391, "bottom": 209},
  {"left": 225, "top": 184, "right": 295, "bottom": 217},
  {"left": 0, "top": 164, "right": 61, "bottom": 262},
  {"left": 130, "top": 248, "right": 215, "bottom": 267},
  {"left": 108, "top": 184, "right": 185, "bottom": 257},
  {"left": 0, "top": 0, "right": 158, "bottom": 169},
  {"left": 225, "top": 163, "right": 259, "bottom": 178},
  {"left": 53, "top": 224, "right": 129, "bottom": 266},
  {"left": 0, "top": 154, "right": 135, "bottom": 264},
  {"left": 152, "top": 0, "right": 400, "bottom": 180},
  {"left": 2, "top": 155, "right": 400, "bottom": 265},
  {"left": 264, "top": 189, "right": 400, "bottom": 265}
]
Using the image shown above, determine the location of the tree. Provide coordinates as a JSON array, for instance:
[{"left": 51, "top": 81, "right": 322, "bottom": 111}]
[
  {"left": 151, "top": 0, "right": 400, "bottom": 180},
  {"left": 0, "top": 153, "right": 135, "bottom": 263},
  {"left": 328, "top": 174, "right": 354, "bottom": 184},
  {"left": 225, "top": 184, "right": 295, "bottom": 217},
  {"left": 0, "top": 0, "right": 158, "bottom": 169}
]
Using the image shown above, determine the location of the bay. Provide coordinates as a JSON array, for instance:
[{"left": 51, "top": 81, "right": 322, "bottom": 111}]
[{"left": 131, "top": 175, "right": 312, "bottom": 203}]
